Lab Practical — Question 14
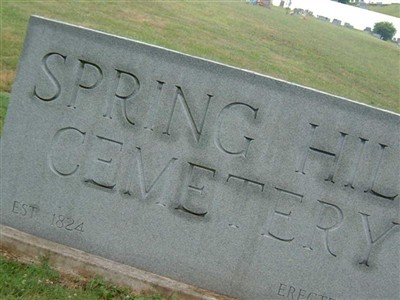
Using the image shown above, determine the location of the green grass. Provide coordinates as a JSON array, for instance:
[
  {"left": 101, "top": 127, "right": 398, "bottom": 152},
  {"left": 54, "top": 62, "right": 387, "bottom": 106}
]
[
  {"left": 369, "top": 4, "right": 400, "bottom": 18},
  {"left": 1, "top": 92, "right": 10, "bottom": 133},
  {"left": 0, "top": 254, "right": 165, "bottom": 300},
  {"left": 0, "top": 1, "right": 399, "bottom": 116}
]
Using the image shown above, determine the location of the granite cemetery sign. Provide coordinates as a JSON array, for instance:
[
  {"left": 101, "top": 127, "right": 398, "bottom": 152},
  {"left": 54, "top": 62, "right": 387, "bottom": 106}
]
[{"left": 1, "top": 16, "right": 399, "bottom": 299}]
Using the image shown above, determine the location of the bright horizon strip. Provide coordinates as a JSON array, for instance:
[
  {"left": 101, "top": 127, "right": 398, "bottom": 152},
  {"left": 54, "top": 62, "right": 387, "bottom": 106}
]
[{"left": 272, "top": 0, "right": 400, "bottom": 39}]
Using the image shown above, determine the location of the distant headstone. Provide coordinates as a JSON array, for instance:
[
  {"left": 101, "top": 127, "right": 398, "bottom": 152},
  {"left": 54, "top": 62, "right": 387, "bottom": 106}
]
[
  {"left": 258, "top": 0, "right": 272, "bottom": 8},
  {"left": 332, "top": 19, "right": 342, "bottom": 26},
  {"left": 344, "top": 22, "right": 354, "bottom": 29},
  {"left": 305, "top": 9, "right": 314, "bottom": 17},
  {"left": 293, "top": 8, "right": 305, "bottom": 15},
  {"left": 317, "top": 15, "right": 330, "bottom": 22},
  {"left": 372, "top": 32, "right": 382, "bottom": 39},
  {"left": 359, "top": 1, "right": 368, "bottom": 9},
  {"left": 2, "top": 16, "right": 399, "bottom": 300}
]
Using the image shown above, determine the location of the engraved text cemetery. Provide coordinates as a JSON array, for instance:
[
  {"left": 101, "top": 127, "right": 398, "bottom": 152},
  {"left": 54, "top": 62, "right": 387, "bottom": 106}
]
[{"left": 33, "top": 51, "right": 399, "bottom": 265}]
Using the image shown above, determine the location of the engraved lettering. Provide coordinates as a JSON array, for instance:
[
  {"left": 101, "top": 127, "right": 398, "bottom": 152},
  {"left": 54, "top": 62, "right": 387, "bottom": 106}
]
[
  {"left": 226, "top": 174, "right": 264, "bottom": 191},
  {"left": 68, "top": 59, "right": 103, "bottom": 109},
  {"left": 31, "top": 205, "right": 39, "bottom": 217},
  {"left": 50, "top": 212, "right": 84, "bottom": 233},
  {"left": 296, "top": 123, "right": 318, "bottom": 175},
  {"left": 21, "top": 203, "right": 28, "bottom": 216},
  {"left": 215, "top": 102, "right": 258, "bottom": 158},
  {"left": 364, "top": 144, "right": 398, "bottom": 200},
  {"left": 48, "top": 127, "right": 86, "bottom": 176},
  {"left": 278, "top": 283, "right": 287, "bottom": 297},
  {"left": 34, "top": 52, "right": 66, "bottom": 101},
  {"left": 324, "top": 132, "right": 348, "bottom": 183},
  {"left": 11, "top": 201, "right": 38, "bottom": 218},
  {"left": 263, "top": 187, "right": 303, "bottom": 242},
  {"left": 307, "top": 293, "right": 317, "bottom": 300},
  {"left": 103, "top": 69, "right": 140, "bottom": 125},
  {"left": 122, "top": 147, "right": 177, "bottom": 199},
  {"left": 345, "top": 137, "right": 368, "bottom": 189},
  {"left": 296, "top": 124, "right": 348, "bottom": 183},
  {"left": 287, "top": 286, "right": 296, "bottom": 300},
  {"left": 297, "top": 289, "right": 306, "bottom": 300},
  {"left": 277, "top": 283, "right": 335, "bottom": 300},
  {"left": 176, "top": 163, "right": 216, "bottom": 216},
  {"left": 303, "top": 200, "right": 344, "bottom": 257},
  {"left": 12, "top": 201, "right": 19, "bottom": 214},
  {"left": 163, "top": 86, "right": 213, "bottom": 143},
  {"left": 358, "top": 212, "right": 399, "bottom": 266},
  {"left": 85, "top": 135, "right": 123, "bottom": 190},
  {"left": 65, "top": 218, "right": 75, "bottom": 231},
  {"left": 144, "top": 80, "right": 165, "bottom": 131}
]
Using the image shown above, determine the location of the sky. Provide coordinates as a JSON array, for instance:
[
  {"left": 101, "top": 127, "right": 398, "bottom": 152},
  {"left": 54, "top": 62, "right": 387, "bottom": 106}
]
[{"left": 271, "top": 0, "right": 400, "bottom": 39}]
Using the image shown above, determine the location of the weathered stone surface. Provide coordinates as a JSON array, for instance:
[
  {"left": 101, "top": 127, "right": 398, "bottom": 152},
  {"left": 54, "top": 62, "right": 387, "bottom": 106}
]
[{"left": 1, "top": 16, "right": 399, "bottom": 300}]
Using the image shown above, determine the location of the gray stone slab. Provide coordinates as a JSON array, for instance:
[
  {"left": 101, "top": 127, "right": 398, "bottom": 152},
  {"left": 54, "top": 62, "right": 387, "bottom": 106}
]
[{"left": 1, "top": 16, "right": 399, "bottom": 300}]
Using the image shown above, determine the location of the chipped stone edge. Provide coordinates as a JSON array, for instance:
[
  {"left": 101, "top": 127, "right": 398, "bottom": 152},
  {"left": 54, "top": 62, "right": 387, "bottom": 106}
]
[{"left": 0, "top": 224, "right": 235, "bottom": 300}]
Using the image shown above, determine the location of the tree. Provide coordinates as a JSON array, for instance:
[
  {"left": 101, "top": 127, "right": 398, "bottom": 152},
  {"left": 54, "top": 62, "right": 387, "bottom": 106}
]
[
  {"left": 337, "top": 0, "right": 350, "bottom": 4},
  {"left": 373, "top": 21, "right": 397, "bottom": 41}
]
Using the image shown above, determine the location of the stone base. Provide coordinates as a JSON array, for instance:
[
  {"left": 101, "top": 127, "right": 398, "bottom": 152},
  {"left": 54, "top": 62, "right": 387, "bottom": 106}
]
[{"left": 0, "top": 225, "right": 234, "bottom": 300}]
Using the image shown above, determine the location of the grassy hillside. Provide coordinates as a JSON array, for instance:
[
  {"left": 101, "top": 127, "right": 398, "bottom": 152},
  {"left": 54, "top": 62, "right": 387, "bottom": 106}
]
[
  {"left": 0, "top": 253, "right": 163, "bottom": 300},
  {"left": 1, "top": 0, "right": 399, "bottom": 117},
  {"left": 0, "top": 92, "right": 10, "bottom": 133},
  {"left": 369, "top": 4, "right": 400, "bottom": 18}
]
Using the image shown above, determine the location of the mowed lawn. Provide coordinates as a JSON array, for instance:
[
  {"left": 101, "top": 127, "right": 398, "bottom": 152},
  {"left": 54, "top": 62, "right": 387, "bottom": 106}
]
[
  {"left": 0, "top": 252, "right": 164, "bottom": 300},
  {"left": 369, "top": 4, "right": 400, "bottom": 18},
  {"left": 1, "top": 0, "right": 399, "bottom": 121}
]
